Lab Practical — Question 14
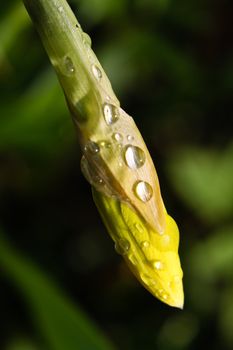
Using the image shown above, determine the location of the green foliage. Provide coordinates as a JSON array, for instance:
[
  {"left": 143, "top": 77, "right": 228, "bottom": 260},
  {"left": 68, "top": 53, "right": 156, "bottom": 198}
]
[
  {"left": 0, "top": 233, "right": 114, "bottom": 350},
  {"left": 168, "top": 145, "right": 233, "bottom": 223}
]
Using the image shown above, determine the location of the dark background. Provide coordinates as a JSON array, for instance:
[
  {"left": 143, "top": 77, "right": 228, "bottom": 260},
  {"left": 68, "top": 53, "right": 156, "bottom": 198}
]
[{"left": 0, "top": 0, "right": 233, "bottom": 349}]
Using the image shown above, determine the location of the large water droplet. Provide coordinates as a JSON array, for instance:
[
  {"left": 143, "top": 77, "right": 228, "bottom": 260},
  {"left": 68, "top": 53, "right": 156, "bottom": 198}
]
[
  {"left": 63, "top": 56, "right": 75, "bottom": 75},
  {"left": 84, "top": 141, "right": 100, "bottom": 154},
  {"left": 134, "top": 181, "right": 153, "bottom": 202},
  {"left": 92, "top": 64, "right": 102, "bottom": 81},
  {"left": 115, "top": 238, "right": 130, "bottom": 255},
  {"left": 124, "top": 145, "right": 146, "bottom": 169},
  {"left": 112, "top": 133, "right": 123, "bottom": 142},
  {"left": 103, "top": 104, "right": 119, "bottom": 125}
]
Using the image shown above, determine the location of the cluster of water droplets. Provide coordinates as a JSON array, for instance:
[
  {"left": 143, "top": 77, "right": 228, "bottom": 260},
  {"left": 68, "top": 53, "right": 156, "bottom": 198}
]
[
  {"left": 82, "top": 111, "right": 154, "bottom": 205},
  {"left": 57, "top": 5, "right": 155, "bottom": 208},
  {"left": 81, "top": 155, "right": 104, "bottom": 188},
  {"left": 56, "top": 6, "right": 153, "bottom": 209}
]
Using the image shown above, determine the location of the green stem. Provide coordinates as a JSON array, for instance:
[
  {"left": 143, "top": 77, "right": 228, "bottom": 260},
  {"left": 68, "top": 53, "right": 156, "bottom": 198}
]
[{"left": 23, "top": 0, "right": 119, "bottom": 146}]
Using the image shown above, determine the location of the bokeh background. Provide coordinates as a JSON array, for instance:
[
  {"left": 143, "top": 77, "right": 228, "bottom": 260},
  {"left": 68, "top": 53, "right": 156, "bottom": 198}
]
[{"left": 0, "top": 0, "right": 233, "bottom": 349}]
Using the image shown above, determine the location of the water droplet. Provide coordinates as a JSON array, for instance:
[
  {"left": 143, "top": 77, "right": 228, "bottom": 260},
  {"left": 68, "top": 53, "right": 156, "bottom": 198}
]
[
  {"left": 127, "top": 135, "right": 134, "bottom": 141},
  {"left": 103, "top": 104, "right": 119, "bottom": 125},
  {"left": 115, "top": 238, "right": 130, "bottom": 255},
  {"left": 140, "top": 273, "right": 149, "bottom": 285},
  {"left": 134, "top": 181, "right": 153, "bottom": 202},
  {"left": 124, "top": 145, "right": 146, "bottom": 169},
  {"left": 149, "top": 278, "right": 156, "bottom": 286},
  {"left": 99, "top": 140, "right": 112, "bottom": 149},
  {"left": 135, "top": 223, "right": 144, "bottom": 233},
  {"left": 140, "top": 273, "right": 156, "bottom": 286},
  {"left": 112, "top": 133, "right": 123, "bottom": 142},
  {"left": 81, "top": 156, "right": 104, "bottom": 187},
  {"left": 82, "top": 32, "right": 92, "bottom": 47},
  {"left": 119, "top": 161, "right": 123, "bottom": 167},
  {"left": 75, "top": 23, "right": 81, "bottom": 29},
  {"left": 162, "top": 293, "right": 168, "bottom": 300},
  {"left": 92, "top": 64, "right": 102, "bottom": 81},
  {"left": 84, "top": 141, "right": 100, "bottom": 154},
  {"left": 58, "top": 6, "right": 63, "bottom": 13},
  {"left": 63, "top": 56, "right": 75, "bottom": 75},
  {"left": 99, "top": 141, "right": 106, "bottom": 147},
  {"left": 129, "top": 254, "right": 137, "bottom": 266},
  {"left": 80, "top": 156, "right": 90, "bottom": 181},
  {"left": 151, "top": 260, "right": 163, "bottom": 270},
  {"left": 141, "top": 241, "right": 150, "bottom": 248}
]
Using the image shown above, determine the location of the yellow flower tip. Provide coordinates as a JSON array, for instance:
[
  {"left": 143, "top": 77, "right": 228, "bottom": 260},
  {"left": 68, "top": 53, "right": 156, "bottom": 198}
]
[
  {"left": 138, "top": 272, "right": 184, "bottom": 309},
  {"left": 93, "top": 189, "right": 184, "bottom": 308}
]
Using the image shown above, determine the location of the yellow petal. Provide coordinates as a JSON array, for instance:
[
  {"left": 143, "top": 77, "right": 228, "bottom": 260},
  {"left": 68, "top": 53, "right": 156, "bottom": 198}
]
[{"left": 93, "top": 189, "right": 184, "bottom": 308}]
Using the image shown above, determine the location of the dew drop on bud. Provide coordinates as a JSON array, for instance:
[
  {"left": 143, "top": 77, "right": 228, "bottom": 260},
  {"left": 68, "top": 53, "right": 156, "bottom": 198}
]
[
  {"left": 124, "top": 145, "right": 146, "bottom": 169},
  {"left": 112, "top": 133, "right": 123, "bottom": 142},
  {"left": 134, "top": 181, "right": 153, "bottom": 202},
  {"left": 127, "top": 135, "right": 134, "bottom": 141},
  {"left": 82, "top": 32, "right": 92, "bottom": 47},
  {"left": 135, "top": 223, "right": 144, "bottom": 233},
  {"left": 103, "top": 104, "right": 119, "bottom": 125},
  {"left": 151, "top": 260, "right": 163, "bottom": 270},
  {"left": 141, "top": 240, "right": 150, "bottom": 249},
  {"left": 81, "top": 156, "right": 104, "bottom": 187},
  {"left": 63, "top": 56, "right": 75, "bottom": 75},
  {"left": 92, "top": 64, "right": 102, "bottom": 81},
  {"left": 115, "top": 238, "right": 130, "bottom": 255},
  {"left": 84, "top": 141, "right": 100, "bottom": 154}
]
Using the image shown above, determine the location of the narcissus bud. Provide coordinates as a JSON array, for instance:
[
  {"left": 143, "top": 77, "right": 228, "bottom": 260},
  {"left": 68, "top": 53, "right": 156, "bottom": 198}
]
[{"left": 23, "top": 0, "right": 184, "bottom": 308}]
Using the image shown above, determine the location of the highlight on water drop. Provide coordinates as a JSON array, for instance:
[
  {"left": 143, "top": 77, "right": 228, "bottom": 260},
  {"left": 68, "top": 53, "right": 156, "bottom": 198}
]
[
  {"left": 124, "top": 145, "right": 146, "bottom": 169},
  {"left": 103, "top": 103, "right": 119, "bottom": 125},
  {"left": 134, "top": 181, "right": 153, "bottom": 202}
]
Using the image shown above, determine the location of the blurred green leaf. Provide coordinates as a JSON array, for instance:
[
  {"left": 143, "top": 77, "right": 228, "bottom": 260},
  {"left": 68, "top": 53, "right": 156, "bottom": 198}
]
[
  {"left": 101, "top": 29, "right": 202, "bottom": 96},
  {"left": 167, "top": 144, "right": 233, "bottom": 223},
  {"left": 77, "top": 0, "right": 126, "bottom": 25},
  {"left": 0, "top": 69, "right": 74, "bottom": 157},
  {"left": 0, "top": 232, "right": 115, "bottom": 350},
  {"left": 219, "top": 286, "right": 233, "bottom": 346},
  {"left": 5, "top": 338, "right": 38, "bottom": 350},
  {"left": 157, "top": 313, "right": 199, "bottom": 350},
  {"left": 0, "top": 3, "right": 30, "bottom": 68},
  {"left": 189, "top": 226, "right": 233, "bottom": 282}
]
